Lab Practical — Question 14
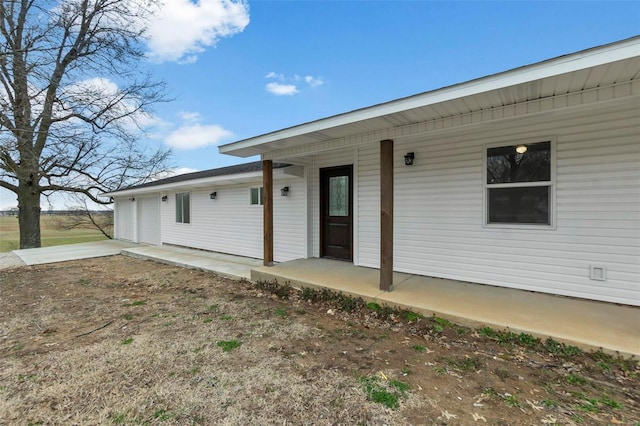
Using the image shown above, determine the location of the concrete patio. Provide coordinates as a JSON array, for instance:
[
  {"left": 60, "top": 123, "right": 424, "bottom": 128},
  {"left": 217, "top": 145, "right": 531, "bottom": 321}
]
[{"left": 253, "top": 258, "right": 640, "bottom": 357}]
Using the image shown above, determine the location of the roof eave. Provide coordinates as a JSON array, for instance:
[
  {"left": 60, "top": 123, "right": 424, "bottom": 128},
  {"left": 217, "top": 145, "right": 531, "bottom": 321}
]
[{"left": 101, "top": 168, "right": 288, "bottom": 198}]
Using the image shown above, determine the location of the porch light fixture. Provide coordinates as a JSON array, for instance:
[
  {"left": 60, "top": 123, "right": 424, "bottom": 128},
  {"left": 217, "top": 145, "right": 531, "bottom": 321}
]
[
  {"left": 210, "top": 191, "right": 217, "bottom": 200},
  {"left": 280, "top": 186, "right": 290, "bottom": 197},
  {"left": 129, "top": 197, "right": 135, "bottom": 201},
  {"left": 161, "top": 195, "right": 168, "bottom": 202},
  {"left": 404, "top": 152, "right": 415, "bottom": 166},
  {"left": 515, "top": 144, "right": 528, "bottom": 154}
]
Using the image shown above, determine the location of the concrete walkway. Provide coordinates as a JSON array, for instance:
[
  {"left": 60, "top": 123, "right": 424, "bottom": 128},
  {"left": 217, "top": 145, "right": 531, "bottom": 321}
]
[
  {"left": 252, "top": 258, "right": 640, "bottom": 356},
  {"left": 121, "top": 245, "right": 261, "bottom": 280}
]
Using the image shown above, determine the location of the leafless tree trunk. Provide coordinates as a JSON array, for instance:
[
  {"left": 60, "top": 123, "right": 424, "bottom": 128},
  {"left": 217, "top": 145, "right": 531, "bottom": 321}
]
[{"left": 0, "top": 0, "right": 171, "bottom": 248}]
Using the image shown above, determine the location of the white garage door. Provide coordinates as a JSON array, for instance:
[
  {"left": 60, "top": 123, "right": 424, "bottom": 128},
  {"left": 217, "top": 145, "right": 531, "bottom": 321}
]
[
  {"left": 137, "top": 196, "right": 161, "bottom": 245},
  {"left": 115, "top": 198, "right": 135, "bottom": 241}
]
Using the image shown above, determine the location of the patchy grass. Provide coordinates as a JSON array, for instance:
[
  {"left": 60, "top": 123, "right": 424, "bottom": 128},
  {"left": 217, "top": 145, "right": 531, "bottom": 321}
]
[
  {"left": 359, "top": 375, "right": 410, "bottom": 409},
  {"left": 216, "top": 340, "right": 242, "bottom": 352},
  {"left": 412, "top": 344, "right": 427, "bottom": 353},
  {"left": 274, "top": 308, "right": 288, "bottom": 318},
  {"left": 477, "top": 326, "right": 584, "bottom": 357}
]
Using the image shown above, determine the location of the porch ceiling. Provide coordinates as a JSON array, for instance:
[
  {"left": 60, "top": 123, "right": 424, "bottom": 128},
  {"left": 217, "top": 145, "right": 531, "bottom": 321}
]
[{"left": 219, "top": 37, "right": 640, "bottom": 158}]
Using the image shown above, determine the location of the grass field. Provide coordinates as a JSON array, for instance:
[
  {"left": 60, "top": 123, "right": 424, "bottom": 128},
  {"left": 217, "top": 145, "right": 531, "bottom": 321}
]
[{"left": 0, "top": 215, "right": 109, "bottom": 252}]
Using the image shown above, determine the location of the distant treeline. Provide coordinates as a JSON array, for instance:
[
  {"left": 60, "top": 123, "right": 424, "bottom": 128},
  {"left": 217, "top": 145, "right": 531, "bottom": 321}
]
[{"left": 0, "top": 210, "right": 113, "bottom": 217}]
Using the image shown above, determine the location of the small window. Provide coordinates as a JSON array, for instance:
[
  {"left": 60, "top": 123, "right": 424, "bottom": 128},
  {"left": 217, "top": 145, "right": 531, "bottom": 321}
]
[
  {"left": 486, "top": 141, "right": 552, "bottom": 225},
  {"left": 175, "top": 192, "right": 190, "bottom": 223},
  {"left": 250, "top": 187, "right": 263, "bottom": 205},
  {"left": 329, "top": 176, "right": 349, "bottom": 216}
]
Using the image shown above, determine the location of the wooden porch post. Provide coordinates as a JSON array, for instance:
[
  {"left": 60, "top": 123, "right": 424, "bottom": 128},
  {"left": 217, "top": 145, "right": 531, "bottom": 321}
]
[
  {"left": 380, "top": 139, "right": 394, "bottom": 291},
  {"left": 263, "top": 159, "right": 274, "bottom": 266}
]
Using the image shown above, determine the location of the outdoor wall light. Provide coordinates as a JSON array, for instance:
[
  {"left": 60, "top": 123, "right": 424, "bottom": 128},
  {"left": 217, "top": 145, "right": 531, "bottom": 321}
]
[
  {"left": 515, "top": 144, "right": 528, "bottom": 154},
  {"left": 404, "top": 152, "right": 415, "bottom": 166},
  {"left": 161, "top": 195, "right": 168, "bottom": 202},
  {"left": 210, "top": 191, "right": 217, "bottom": 200},
  {"left": 280, "top": 186, "right": 290, "bottom": 197},
  {"left": 129, "top": 197, "right": 135, "bottom": 201}
]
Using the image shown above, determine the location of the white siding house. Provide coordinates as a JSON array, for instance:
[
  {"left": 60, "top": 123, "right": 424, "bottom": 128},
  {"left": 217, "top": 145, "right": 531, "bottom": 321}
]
[
  {"left": 106, "top": 163, "right": 306, "bottom": 263},
  {"left": 218, "top": 37, "right": 640, "bottom": 307},
  {"left": 106, "top": 37, "right": 639, "bottom": 307}
]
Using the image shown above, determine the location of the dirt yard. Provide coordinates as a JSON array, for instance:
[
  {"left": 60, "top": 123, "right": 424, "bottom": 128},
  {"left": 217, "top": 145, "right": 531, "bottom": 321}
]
[{"left": 1, "top": 256, "right": 638, "bottom": 425}]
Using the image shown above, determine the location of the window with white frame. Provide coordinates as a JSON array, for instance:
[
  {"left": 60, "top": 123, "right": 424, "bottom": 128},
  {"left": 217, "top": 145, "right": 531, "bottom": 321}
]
[
  {"left": 250, "top": 187, "right": 263, "bottom": 205},
  {"left": 175, "top": 192, "right": 190, "bottom": 223},
  {"left": 485, "top": 141, "right": 552, "bottom": 225}
]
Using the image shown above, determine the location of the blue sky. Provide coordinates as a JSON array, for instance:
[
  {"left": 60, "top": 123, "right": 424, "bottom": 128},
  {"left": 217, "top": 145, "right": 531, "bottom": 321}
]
[
  {"left": 0, "top": 0, "right": 638, "bottom": 209},
  {"left": 152, "top": 0, "right": 639, "bottom": 172}
]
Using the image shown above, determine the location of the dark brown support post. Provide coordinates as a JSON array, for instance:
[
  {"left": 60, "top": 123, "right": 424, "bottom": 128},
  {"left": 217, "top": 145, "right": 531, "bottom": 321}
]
[
  {"left": 380, "top": 139, "right": 394, "bottom": 291},
  {"left": 263, "top": 159, "right": 274, "bottom": 266}
]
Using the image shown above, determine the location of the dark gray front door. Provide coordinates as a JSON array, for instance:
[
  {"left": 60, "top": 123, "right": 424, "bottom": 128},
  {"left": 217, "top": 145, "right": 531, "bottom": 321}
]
[{"left": 320, "top": 165, "right": 353, "bottom": 261}]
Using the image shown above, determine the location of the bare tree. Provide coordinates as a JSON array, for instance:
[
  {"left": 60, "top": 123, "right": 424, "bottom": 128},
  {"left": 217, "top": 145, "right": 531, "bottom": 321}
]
[
  {"left": 52, "top": 195, "right": 114, "bottom": 239},
  {"left": 0, "top": 0, "right": 172, "bottom": 248}
]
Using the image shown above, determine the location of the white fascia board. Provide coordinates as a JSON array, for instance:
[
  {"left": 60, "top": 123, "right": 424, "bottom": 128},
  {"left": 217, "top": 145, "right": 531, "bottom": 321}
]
[
  {"left": 101, "top": 168, "right": 287, "bottom": 198},
  {"left": 219, "top": 37, "right": 640, "bottom": 157}
]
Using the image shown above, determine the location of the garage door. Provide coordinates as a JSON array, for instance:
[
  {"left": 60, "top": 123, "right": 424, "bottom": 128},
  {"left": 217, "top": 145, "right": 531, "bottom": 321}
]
[
  {"left": 137, "top": 196, "right": 161, "bottom": 245},
  {"left": 115, "top": 198, "right": 135, "bottom": 241}
]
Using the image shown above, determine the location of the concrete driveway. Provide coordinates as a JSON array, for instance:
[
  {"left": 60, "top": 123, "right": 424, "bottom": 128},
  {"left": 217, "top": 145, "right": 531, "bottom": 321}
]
[{"left": 12, "top": 240, "right": 139, "bottom": 265}]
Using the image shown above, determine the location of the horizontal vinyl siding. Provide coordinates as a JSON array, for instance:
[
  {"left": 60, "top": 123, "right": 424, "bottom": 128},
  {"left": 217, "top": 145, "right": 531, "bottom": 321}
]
[
  {"left": 357, "top": 145, "right": 380, "bottom": 267},
  {"left": 160, "top": 176, "right": 305, "bottom": 262},
  {"left": 161, "top": 186, "right": 261, "bottom": 258},
  {"left": 274, "top": 176, "right": 306, "bottom": 262},
  {"left": 358, "top": 103, "right": 639, "bottom": 306}
]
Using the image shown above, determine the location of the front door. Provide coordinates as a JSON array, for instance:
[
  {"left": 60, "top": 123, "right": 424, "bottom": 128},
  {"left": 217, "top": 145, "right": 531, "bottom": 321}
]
[{"left": 320, "top": 165, "right": 353, "bottom": 261}]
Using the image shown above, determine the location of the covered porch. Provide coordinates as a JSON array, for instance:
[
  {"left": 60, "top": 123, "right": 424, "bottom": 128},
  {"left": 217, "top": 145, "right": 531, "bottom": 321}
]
[{"left": 252, "top": 258, "right": 640, "bottom": 357}]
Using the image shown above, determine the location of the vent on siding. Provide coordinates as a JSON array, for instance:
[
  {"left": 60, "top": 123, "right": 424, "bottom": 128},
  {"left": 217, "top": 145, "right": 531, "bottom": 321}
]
[{"left": 589, "top": 266, "right": 607, "bottom": 281}]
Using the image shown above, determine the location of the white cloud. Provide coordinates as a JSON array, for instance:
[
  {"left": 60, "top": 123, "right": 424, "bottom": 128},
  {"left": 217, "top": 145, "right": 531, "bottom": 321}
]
[
  {"left": 164, "top": 111, "right": 233, "bottom": 149},
  {"left": 264, "top": 72, "right": 323, "bottom": 96},
  {"left": 265, "top": 82, "right": 298, "bottom": 96},
  {"left": 145, "top": 0, "right": 250, "bottom": 63},
  {"left": 305, "top": 75, "right": 324, "bottom": 87},
  {"left": 152, "top": 167, "right": 200, "bottom": 180},
  {"left": 172, "top": 167, "right": 200, "bottom": 176},
  {"left": 265, "top": 71, "right": 284, "bottom": 80},
  {"left": 165, "top": 123, "right": 233, "bottom": 149},
  {"left": 160, "top": 111, "right": 234, "bottom": 150},
  {"left": 178, "top": 111, "right": 202, "bottom": 124}
]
